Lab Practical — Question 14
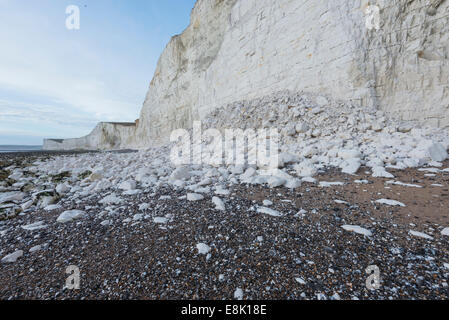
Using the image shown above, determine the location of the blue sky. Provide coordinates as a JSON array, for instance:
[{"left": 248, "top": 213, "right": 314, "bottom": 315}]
[{"left": 0, "top": 0, "right": 196, "bottom": 145}]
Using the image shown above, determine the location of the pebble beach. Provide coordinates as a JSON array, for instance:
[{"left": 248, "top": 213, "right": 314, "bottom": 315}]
[{"left": 1, "top": 150, "right": 449, "bottom": 300}]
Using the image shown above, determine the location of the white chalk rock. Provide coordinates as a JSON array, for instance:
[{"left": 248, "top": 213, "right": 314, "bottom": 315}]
[
  {"left": 409, "top": 230, "right": 434, "bottom": 240},
  {"left": 56, "top": 183, "right": 70, "bottom": 195},
  {"left": 1, "top": 250, "right": 23, "bottom": 263},
  {"left": 319, "top": 181, "right": 344, "bottom": 187},
  {"left": 341, "top": 158, "right": 361, "bottom": 175},
  {"left": 427, "top": 143, "right": 448, "bottom": 162},
  {"left": 196, "top": 243, "right": 211, "bottom": 255},
  {"left": 230, "top": 165, "right": 245, "bottom": 175},
  {"left": 154, "top": 217, "right": 169, "bottom": 224},
  {"left": 198, "top": 178, "right": 213, "bottom": 186},
  {"left": 342, "top": 225, "right": 372, "bottom": 237},
  {"left": 139, "top": 203, "right": 150, "bottom": 211},
  {"left": 294, "top": 162, "right": 317, "bottom": 178},
  {"left": 284, "top": 123, "right": 297, "bottom": 136},
  {"left": 257, "top": 207, "right": 283, "bottom": 217},
  {"left": 187, "top": 193, "right": 204, "bottom": 201},
  {"left": 296, "top": 122, "right": 309, "bottom": 133},
  {"left": 372, "top": 166, "right": 394, "bottom": 178},
  {"left": 100, "top": 220, "right": 111, "bottom": 226},
  {"left": 172, "top": 180, "right": 186, "bottom": 188},
  {"left": 285, "top": 178, "right": 302, "bottom": 189},
  {"left": 21, "top": 200, "right": 33, "bottom": 211},
  {"left": 263, "top": 200, "right": 273, "bottom": 206},
  {"left": 212, "top": 197, "right": 226, "bottom": 211},
  {"left": 39, "top": 196, "right": 56, "bottom": 209},
  {"left": 316, "top": 96, "right": 329, "bottom": 106},
  {"left": 0, "top": 192, "right": 27, "bottom": 204},
  {"left": 118, "top": 180, "right": 136, "bottom": 191},
  {"left": 339, "top": 149, "right": 361, "bottom": 160},
  {"left": 441, "top": 228, "right": 449, "bottom": 236},
  {"left": 22, "top": 221, "right": 48, "bottom": 231},
  {"left": 302, "top": 177, "right": 317, "bottom": 183},
  {"left": 375, "top": 199, "right": 406, "bottom": 207},
  {"left": 240, "top": 168, "right": 257, "bottom": 181},
  {"left": 89, "top": 172, "right": 103, "bottom": 181},
  {"left": 234, "top": 288, "right": 244, "bottom": 300},
  {"left": 29, "top": 245, "right": 42, "bottom": 253},
  {"left": 57, "top": 210, "right": 86, "bottom": 223},
  {"left": 215, "top": 187, "right": 230, "bottom": 196},
  {"left": 170, "top": 167, "right": 191, "bottom": 181},
  {"left": 267, "top": 176, "right": 286, "bottom": 188},
  {"left": 133, "top": 214, "right": 144, "bottom": 221},
  {"left": 99, "top": 194, "right": 123, "bottom": 205},
  {"left": 279, "top": 152, "right": 300, "bottom": 167},
  {"left": 44, "top": 204, "right": 62, "bottom": 211}
]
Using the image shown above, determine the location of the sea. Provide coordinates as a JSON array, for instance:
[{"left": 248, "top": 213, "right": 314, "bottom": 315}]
[{"left": 0, "top": 145, "right": 43, "bottom": 153}]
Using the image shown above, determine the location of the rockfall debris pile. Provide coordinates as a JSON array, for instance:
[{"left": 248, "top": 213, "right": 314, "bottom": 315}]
[
  {"left": 2, "top": 92, "right": 449, "bottom": 300},
  {"left": 1, "top": 92, "right": 449, "bottom": 221}
]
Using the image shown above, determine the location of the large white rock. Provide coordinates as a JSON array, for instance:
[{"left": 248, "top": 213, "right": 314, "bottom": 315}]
[
  {"left": 118, "top": 180, "right": 137, "bottom": 191},
  {"left": 372, "top": 166, "right": 394, "bottom": 179},
  {"left": 441, "top": 228, "right": 449, "bottom": 236},
  {"left": 427, "top": 143, "right": 448, "bottom": 162},
  {"left": 342, "top": 225, "right": 372, "bottom": 237},
  {"left": 409, "top": 230, "right": 434, "bottom": 240},
  {"left": 341, "top": 158, "right": 361, "bottom": 175},
  {"left": 153, "top": 217, "right": 169, "bottom": 224},
  {"left": 57, "top": 210, "right": 87, "bottom": 223},
  {"left": 215, "top": 187, "right": 230, "bottom": 196},
  {"left": 295, "top": 122, "right": 310, "bottom": 134},
  {"left": 257, "top": 207, "right": 283, "bottom": 217},
  {"left": 170, "top": 167, "right": 191, "bottom": 181},
  {"left": 234, "top": 288, "right": 244, "bottom": 300},
  {"left": 187, "top": 193, "right": 204, "bottom": 202},
  {"left": 196, "top": 243, "right": 211, "bottom": 255},
  {"left": 240, "top": 168, "right": 257, "bottom": 181},
  {"left": 294, "top": 163, "right": 317, "bottom": 178},
  {"left": 21, "top": 200, "right": 33, "bottom": 211},
  {"left": 339, "top": 149, "right": 361, "bottom": 160},
  {"left": 99, "top": 194, "right": 123, "bottom": 205},
  {"left": 284, "top": 178, "right": 302, "bottom": 189},
  {"left": 1, "top": 250, "right": 23, "bottom": 263},
  {"left": 375, "top": 199, "right": 406, "bottom": 207},
  {"left": 44, "top": 204, "right": 62, "bottom": 211},
  {"left": 56, "top": 183, "right": 70, "bottom": 195},
  {"left": 0, "top": 192, "right": 26, "bottom": 204},
  {"left": 267, "top": 176, "right": 286, "bottom": 188},
  {"left": 212, "top": 197, "right": 226, "bottom": 211},
  {"left": 22, "top": 221, "right": 48, "bottom": 231}
]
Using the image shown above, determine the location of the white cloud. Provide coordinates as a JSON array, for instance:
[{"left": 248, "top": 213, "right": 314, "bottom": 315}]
[
  {"left": 0, "top": 99, "right": 96, "bottom": 128},
  {"left": 0, "top": 1, "right": 143, "bottom": 135}
]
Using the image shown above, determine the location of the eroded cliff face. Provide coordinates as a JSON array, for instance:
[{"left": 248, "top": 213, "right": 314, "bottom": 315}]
[
  {"left": 135, "top": 0, "right": 239, "bottom": 147},
  {"left": 43, "top": 122, "right": 137, "bottom": 151},
  {"left": 134, "top": 0, "right": 449, "bottom": 147},
  {"left": 43, "top": 0, "right": 449, "bottom": 150}
]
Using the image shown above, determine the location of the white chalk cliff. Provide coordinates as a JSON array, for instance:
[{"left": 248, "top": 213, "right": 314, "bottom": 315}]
[{"left": 44, "top": 0, "right": 449, "bottom": 150}]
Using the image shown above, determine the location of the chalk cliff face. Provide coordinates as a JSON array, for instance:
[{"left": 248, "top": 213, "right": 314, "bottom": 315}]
[
  {"left": 134, "top": 0, "right": 449, "bottom": 148},
  {"left": 43, "top": 122, "right": 137, "bottom": 151},
  {"left": 44, "top": 0, "right": 449, "bottom": 150}
]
